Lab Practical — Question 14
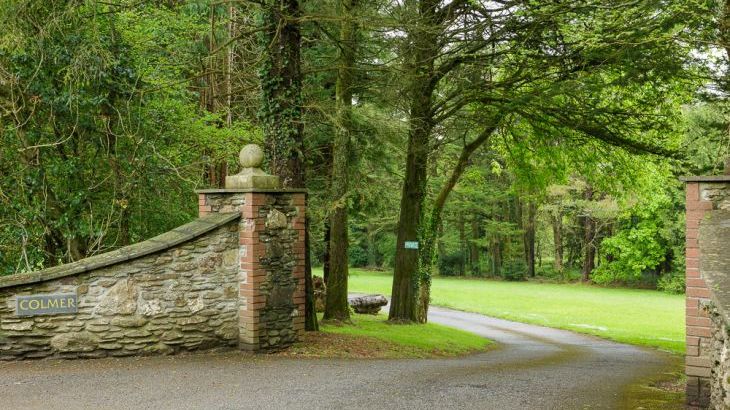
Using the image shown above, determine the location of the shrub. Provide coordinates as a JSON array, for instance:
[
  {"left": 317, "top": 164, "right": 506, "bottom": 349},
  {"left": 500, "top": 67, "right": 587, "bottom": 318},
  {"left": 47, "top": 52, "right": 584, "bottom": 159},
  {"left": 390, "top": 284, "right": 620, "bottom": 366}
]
[
  {"left": 348, "top": 245, "right": 369, "bottom": 268},
  {"left": 501, "top": 259, "right": 527, "bottom": 281},
  {"left": 438, "top": 253, "right": 464, "bottom": 276},
  {"left": 376, "top": 233, "right": 397, "bottom": 268},
  {"left": 657, "top": 271, "right": 685, "bottom": 294}
]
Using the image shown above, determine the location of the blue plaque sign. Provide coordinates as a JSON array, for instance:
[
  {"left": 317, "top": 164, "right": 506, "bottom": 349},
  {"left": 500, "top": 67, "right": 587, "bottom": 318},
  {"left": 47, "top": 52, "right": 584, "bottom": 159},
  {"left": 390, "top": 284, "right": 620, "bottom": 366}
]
[{"left": 16, "top": 293, "right": 78, "bottom": 317}]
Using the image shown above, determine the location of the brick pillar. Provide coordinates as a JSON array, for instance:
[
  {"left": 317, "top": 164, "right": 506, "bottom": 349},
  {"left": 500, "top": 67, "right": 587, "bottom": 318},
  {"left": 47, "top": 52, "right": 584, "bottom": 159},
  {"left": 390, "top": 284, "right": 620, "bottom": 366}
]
[
  {"left": 685, "top": 181, "right": 713, "bottom": 408},
  {"left": 683, "top": 176, "right": 730, "bottom": 408},
  {"left": 197, "top": 189, "right": 306, "bottom": 351}
]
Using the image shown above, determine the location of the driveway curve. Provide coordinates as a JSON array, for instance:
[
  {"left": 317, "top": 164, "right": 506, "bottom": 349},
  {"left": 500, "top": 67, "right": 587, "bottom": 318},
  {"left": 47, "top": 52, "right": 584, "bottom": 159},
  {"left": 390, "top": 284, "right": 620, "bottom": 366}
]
[{"left": 0, "top": 306, "right": 672, "bottom": 410}]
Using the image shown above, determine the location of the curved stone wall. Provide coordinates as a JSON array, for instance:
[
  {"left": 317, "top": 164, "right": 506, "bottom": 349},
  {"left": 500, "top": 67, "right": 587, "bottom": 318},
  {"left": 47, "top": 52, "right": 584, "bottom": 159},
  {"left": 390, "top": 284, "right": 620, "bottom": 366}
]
[{"left": 0, "top": 213, "right": 241, "bottom": 360}]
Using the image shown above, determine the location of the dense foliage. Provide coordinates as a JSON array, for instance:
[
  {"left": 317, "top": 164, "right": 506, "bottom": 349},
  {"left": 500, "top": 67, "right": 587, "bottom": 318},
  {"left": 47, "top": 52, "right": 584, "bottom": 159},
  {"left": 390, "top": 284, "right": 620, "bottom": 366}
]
[{"left": 1, "top": 0, "right": 728, "bottom": 311}]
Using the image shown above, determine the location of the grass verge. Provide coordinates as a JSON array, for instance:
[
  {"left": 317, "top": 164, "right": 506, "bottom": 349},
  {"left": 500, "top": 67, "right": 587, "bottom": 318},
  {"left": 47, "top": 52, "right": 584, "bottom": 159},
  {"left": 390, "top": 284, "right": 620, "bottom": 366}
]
[
  {"left": 281, "top": 313, "right": 492, "bottom": 359},
  {"left": 329, "top": 268, "right": 684, "bottom": 354}
]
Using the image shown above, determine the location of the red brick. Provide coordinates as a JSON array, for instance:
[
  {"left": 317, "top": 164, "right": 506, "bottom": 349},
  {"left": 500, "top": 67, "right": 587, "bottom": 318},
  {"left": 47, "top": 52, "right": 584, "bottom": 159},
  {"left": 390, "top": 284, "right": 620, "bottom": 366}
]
[
  {"left": 687, "top": 199, "right": 713, "bottom": 211},
  {"left": 292, "top": 193, "right": 306, "bottom": 203},
  {"left": 687, "top": 336, "right": 700, "bottom": 346},
  {"left": 686, "top": 210, "right": 707, "bottom": 222},
  {"left": 686, "top": 278, "right": 707, "bottom": 288},
  {"left": 687, "top": 316, "right": 712, "bottom": 327},
  {"left": 698, "top": 201, "right": 714, "bottom": 210},
  {"left": 240, "top": 236, "right": 259, "bottom": 245},
  {"left": 686, "top": 306, "right": 709, "bottom": 318},
  {"left": 687, "top": 297, "right": 700, "bottom": 308},
  {"left": 687, "top": 326, "right": 712, "bottom": 338},
  {"left": 240, "top": 260, "right": 262, "bottom": 269},
  {"left": 686, "top": 365, "right": 711, "bottom": 378},
  {"left": 239, "top": 314, "right": 261, "bottom": 323},
  {"left": 686, "top": 258, "right": 700, "bottom": 269},
  {"left": 687, "top": 346, "right": 700, "bottom": 356},
  {"left": 686, "top": 268, "right": 701, "bottom": 278},
  {"left": 686, "top": 228, "right": 699, "bottom": 240},
  {"left": 249, "top": 195, "right": 270, "bottom": 206},
  {"left": 686, "top": 237, "right": 698, "bottom": 249},
  {"left": 239, "top": 309, "right": 259, "bottom": 319},
  {"left": 687, "top": 287, "right": 710, "bottom": 298},
  {"left": 686, "top": 183, "right": 699, "bottom": 201},
  {"left": 686, "top": 247, "right": 700, "bottom": 258},
  {"left": 686, "top": 356, "right": 711, "bottom": 368}
]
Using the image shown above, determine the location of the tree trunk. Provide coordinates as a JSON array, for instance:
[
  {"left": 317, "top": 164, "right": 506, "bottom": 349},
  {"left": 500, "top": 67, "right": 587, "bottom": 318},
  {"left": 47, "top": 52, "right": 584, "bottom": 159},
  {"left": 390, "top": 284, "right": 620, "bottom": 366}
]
[
  {"left": 259, "top": 0, "right": 317, "bottom": 330},
  {"left": 470, "top": 217, "right": 480, "bottom": 275},
  {"left": 524, "top": 201, "right": 536, "bottom": 277},
  {"left": 322, "top": 220, "right": 330, "bottom": 284},
  {"left": 388, "top": 0, "right": 439, "bottom": 321},
  {"left": 324, "top": 0, "right": 357, "bottom": 321},
  {"left": 389, "top": 119, "right": 431, "bottom": 322},
  {"left": 458, "top": 213, "right": 466, "bottom": 276},
  {"left": 551, "top": 210, "right": 564, "bottom": 274},
  {"left": 437, "top": 220, "right": 446, "bottom": 271},
  {"left": 304, "top": 215, "right": 319, "bottom": 331},
  {"left": 581, "top": 186, "right": 595, "bottom": 282}
]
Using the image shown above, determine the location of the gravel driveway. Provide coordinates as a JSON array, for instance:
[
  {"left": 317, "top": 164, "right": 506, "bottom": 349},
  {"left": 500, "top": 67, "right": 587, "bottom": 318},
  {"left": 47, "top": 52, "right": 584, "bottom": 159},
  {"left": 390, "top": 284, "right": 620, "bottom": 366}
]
[{"left": 0, "top": 305, "right": 672, "bottom": 409}]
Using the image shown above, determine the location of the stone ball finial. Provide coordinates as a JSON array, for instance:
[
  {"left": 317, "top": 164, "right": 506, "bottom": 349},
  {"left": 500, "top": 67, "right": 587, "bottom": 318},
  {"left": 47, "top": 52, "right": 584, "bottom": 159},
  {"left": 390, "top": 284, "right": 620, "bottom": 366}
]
[
  {"left": 239, "top": 144, "right": 264, "bottom": 169},
  {"left": 225, "top": 143, "right": 280, "bottom": 189}
]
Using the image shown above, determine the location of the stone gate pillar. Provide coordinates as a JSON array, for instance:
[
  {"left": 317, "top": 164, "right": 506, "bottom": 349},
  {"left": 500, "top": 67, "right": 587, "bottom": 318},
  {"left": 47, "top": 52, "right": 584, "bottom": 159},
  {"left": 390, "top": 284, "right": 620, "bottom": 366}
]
[
  {"left": 682, "top": 174, "right": 730, "bottom": 408},
  {"left": 197, "top": 144, "right": 306, "bottom": 351}
]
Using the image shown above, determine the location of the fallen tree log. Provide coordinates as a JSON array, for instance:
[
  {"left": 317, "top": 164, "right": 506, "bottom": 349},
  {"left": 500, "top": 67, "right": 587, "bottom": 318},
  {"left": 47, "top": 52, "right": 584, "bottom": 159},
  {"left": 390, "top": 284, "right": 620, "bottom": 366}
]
[{"left": 348, "top": 295, "right": 388, "bottom": 314}]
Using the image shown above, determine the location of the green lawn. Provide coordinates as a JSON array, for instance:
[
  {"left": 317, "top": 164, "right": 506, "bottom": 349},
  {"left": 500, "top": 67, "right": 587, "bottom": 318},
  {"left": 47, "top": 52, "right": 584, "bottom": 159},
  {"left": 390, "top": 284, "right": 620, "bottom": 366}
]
[
  {"left": 320, "top": 313, "right": 491, "bottom": 357},
  {"left": 323, "top": 268, "right": 685, "bottom": 354}
]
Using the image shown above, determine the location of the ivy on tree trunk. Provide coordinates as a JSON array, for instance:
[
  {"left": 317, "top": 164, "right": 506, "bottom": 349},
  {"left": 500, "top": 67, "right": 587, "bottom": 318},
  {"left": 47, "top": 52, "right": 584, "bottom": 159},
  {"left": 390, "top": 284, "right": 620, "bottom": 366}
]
[{"left": 258, "top": 0, "right": 318, "bottom": 331}]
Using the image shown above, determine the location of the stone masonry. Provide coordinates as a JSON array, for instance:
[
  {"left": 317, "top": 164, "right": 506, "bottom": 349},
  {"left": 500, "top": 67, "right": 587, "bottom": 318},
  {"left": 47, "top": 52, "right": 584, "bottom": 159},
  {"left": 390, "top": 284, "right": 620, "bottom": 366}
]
[
  {"left": 0, "top": 144, "right": 306, "bottom": 359},
  {"left": 700, "top": 210, "right": 730, "bottom": 410},
  {"left": 196, "top": 190, "right": 306, "bottom": 350},
  {"left": 683, "top": 176, "right": 730, "bottom": 409},
  {"left": 197, "top": 144, "right": 306, "bottom": 351},
  {"left": 0, "top": 214, "right": 241, "bottom": 359}
]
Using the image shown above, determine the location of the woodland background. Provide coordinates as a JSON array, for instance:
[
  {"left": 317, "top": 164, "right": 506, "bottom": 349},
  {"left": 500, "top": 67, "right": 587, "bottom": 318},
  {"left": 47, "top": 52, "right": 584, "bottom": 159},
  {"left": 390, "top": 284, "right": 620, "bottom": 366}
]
[{"left": 1, "top": 0, "right": 729, "bottom": 324}]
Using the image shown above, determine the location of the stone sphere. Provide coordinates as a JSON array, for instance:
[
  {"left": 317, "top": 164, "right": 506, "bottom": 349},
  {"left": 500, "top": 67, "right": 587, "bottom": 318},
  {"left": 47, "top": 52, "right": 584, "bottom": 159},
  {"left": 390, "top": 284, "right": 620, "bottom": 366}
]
[{"left": 239, "top": 144, "right": 264, "bottom": 168}]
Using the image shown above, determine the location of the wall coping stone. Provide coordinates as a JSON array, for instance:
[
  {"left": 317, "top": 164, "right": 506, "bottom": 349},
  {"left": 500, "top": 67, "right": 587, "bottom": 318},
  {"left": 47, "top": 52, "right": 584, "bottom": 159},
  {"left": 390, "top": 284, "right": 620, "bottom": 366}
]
[
  {"left": 0, "top": 212, "right": 240, "bottom": 290},
  {"left": 195, "top": 188, "right": 307, "bottom": 194},
  {"left": 681, "top": 176, "right": 730, "bottom": 183},
  {"left": 699, "top": 210, "right": 730, "bottom": 324}
]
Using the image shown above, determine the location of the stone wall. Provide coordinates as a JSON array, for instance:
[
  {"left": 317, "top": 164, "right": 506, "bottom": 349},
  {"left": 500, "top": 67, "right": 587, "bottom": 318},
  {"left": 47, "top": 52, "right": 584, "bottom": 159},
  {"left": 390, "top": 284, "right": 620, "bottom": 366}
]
[
  {"left": 0, "top": 144, "right": 307, "bottom": 360},
  {"left": 700, "top": 209, "right": 730, "bottom": 410},
  {"left": 708, "top": 303, "right": 730, "bottom": 409},
  {"left": 0, "top": 186, "right": 307, "bottom": 361},
  {"left": 197, "top": 190, "right": 306, "bottom": 351},
  {"left": 684, "top": 176, "right": 730, "bottom": 409},
  {"left": 0, "top": 213, "right": 241, "bottom": 360}
]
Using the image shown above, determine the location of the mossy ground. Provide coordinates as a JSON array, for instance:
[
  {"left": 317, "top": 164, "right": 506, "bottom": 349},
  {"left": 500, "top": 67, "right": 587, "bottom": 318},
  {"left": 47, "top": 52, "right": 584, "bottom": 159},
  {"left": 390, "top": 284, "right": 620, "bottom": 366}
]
[{"left": 621, "top": 354, "right": 685, "bottom": 409}]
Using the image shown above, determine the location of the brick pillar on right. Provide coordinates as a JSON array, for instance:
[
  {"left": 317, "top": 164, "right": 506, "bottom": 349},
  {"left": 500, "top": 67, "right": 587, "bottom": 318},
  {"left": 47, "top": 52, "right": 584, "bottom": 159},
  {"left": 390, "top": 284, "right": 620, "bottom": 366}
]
[{"left": 683, "top": 175, "right": 730, "bottom": 409}]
